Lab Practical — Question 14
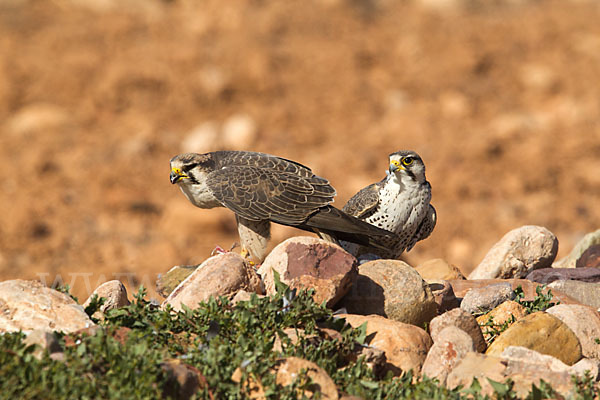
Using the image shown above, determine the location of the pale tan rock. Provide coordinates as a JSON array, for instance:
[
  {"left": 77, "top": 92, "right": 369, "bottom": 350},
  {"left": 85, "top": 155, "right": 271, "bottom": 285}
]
[
  {"left": 339, "top": 259, "right": 437, "bottom": 327},
  {"left": 501, "top": 346, "right": 599, "bottom": 396},
  {"left": 430, "top": 308, "right": 486, "bottom": 353},
  {"left": 416, "top": 258, "right": 466, "bottom": 281},
  {"left": 501, "top": 346, "right": 580, "bottom": 373},
  {"left": 468, "top": 226, "right": 558, "bottom": 279},
  {"left": 83, "top": 280, "right": 129, "bottom": 315},
  {"left": 7, "top": 103, "right": 70, "bottom": 137},
  {"left": 421, "top": 326, "right": 474, "bottom": 384},
  {"left": 222, "top": 113, "right": 257, "bottom": 149},
  {"left": 275, "top": 357, "right": 338, "bottom": 400},
  {"left": 546, "top": 304, "right": 600, "bottom": 360},
  {"left": 258, "top": 236, "right": 357, "bottom": 308},
  {"left": 446, "top": 352, "right": 506, "bottom": 396},
  {"left": 340, "top": 314, "right": 432, "bottom": 375},
  {"left": 486, "top": 312, "right": 582, "bottom": 365},
  {"left": 163, "top": 253, "right": 263, "bottom": 311},
  {"left": 0, "top": 280, "right": 95, "bottom": 333},
  {"left": 447, "top": 349, "right": 597, "bottom": 398}
]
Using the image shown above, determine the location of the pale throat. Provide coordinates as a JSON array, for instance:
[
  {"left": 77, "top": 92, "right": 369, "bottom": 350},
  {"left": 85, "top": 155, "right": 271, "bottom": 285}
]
[
  {"left": 178, "top": 180, "right": 222, "bottom": 209},
  {"left": 393, "top": 168, "right": 423, "bottom": 187}
]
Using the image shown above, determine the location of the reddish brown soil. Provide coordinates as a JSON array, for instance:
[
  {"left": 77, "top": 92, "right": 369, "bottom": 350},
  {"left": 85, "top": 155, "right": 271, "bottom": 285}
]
[{"left": 1, "top": 0, "right": 599, "bottom": 300}]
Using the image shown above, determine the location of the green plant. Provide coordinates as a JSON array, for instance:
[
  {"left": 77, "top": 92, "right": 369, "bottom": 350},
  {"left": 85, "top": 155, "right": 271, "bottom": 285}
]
[
  {"left": 479, "top": 314, "right": 517, "bottom": 345},
  {"left": 0, "top": 279, "right": 579, "bottom": 399},
  {"left": 513, "top": 285, "right": 558, "bottom": 314},
  {"left": 572, "top": 370, "right": 600, "bottom": 400}
]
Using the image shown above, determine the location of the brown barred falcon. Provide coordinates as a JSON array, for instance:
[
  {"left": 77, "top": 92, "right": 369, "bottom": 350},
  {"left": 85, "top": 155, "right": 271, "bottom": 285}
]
[{"left": 170, "top": 151, "right": 397, "bottom": 263}]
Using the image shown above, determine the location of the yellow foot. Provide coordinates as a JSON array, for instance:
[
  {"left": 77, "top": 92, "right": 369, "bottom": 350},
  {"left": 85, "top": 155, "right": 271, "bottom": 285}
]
[{"left": 240, "top": 247, "right": 258, "bottom": 267}]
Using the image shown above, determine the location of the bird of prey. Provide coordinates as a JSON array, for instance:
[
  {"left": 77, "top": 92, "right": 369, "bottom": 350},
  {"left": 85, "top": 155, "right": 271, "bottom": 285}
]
[
  {"left": 340, "top": 150, "right": 436, "bottom": 259},
  {"left": 169, "top": 151, "right": 397, "bottom": 263}
]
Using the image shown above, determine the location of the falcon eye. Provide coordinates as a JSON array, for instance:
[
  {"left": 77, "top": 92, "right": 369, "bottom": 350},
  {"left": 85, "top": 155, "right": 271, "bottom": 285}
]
[{"left": 402, "top": 157, "right": 414, "bottom": 166}]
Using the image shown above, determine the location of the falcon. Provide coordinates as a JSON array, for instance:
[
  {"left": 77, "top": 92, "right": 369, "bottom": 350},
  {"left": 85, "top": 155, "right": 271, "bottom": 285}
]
[
  {"left": 340, "top": 150, "right": 436, "bottom": 259},
  {"left": 169, "top": 151, "right": 397, "bottom": 263}
]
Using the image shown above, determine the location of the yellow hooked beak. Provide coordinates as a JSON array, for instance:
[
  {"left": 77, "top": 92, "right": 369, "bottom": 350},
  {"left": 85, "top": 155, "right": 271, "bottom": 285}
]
[
  {"left": 170, "top": 167, "right": 187, "bottom": 184},
  {"left": 389, "top": 160, "right": 403, "bottom": 173}
]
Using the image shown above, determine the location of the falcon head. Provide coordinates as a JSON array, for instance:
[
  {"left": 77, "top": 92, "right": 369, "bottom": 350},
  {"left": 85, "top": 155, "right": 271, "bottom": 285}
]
[
  {"left": 170, "top": 153, "right": 215, "bottom": 185},
  {"left": 388, "top": 150, "right": 427, "bottom": 184}
]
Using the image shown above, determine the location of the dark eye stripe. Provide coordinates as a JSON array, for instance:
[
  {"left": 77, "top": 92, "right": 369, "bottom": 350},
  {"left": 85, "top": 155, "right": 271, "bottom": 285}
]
[{"left": 182, "top": 163, "right": 199, "bottom": 172}]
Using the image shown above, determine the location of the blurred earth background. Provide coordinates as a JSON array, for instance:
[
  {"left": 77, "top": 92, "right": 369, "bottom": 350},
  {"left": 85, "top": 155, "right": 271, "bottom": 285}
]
[{"left": 1, "top": 0, "right": 599, "bottom": 300}]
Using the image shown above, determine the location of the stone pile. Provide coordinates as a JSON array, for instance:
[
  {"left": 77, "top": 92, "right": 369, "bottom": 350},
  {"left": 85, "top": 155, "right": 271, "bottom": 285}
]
[{"left": 2, "top": 225, "right": 600, "bottom": 398}]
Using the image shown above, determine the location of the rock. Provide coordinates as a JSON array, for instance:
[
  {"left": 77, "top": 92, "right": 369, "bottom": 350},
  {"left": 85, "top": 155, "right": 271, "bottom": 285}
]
[
  {"left": 231, "top": 290, "right": 264, "bottom": 305},
  {"left": 501, "top": 346, "right": 586, "bottom": 373},
  {"left": 83, "top": 280, "right": 129, "bottom": 316},
  {"left": 163, "top": 253, "right": 263, "bottom": 311},
  {"left": 181, "top": 121, "right": 219, "bottom": 154},
  {"left": 447, "top": 278, "right": 581, "bottom": 305},
  {"left": 526, "top": 267, "right": 600, "bottom": 284},
  {"left": 7, "top": 103, "right": 70, "bottom": 137},
  {"left": 414, "top": 0, "right": 462, "bottom": 12},
  {"left": 273, "top": 327, "right": 385, "bottom": 376},
  {"left": 0, "top": 280, "right": 95, "bottom": 333},
  {"left": 350, "top": 345, "right": 387, "bottom": 378},
  {"left": 460, "top": 282, "right": 515, "bottom": 314},
  {"left": 468, "top": 226, "right": 558, "bottom": 279},
  {"left": 546, "top": 304, "right": 600, "bottom": 360},
  {"left": 221, "top": 113, "right": 257, "bottom": 149},
  {"left": 340, "top": 314, "right": 432, "bottom": 375},
  {"left": 548, "top": 280, "right": 600, "bottom": 308},
  {"left": 447, "top": 349, "right": 598, "bottom": 398},
  {"left": 476, "top": 301, "right": 527, "bottom": 343},
  {"left": 421, "top": 326, "right": 474, "bottom": 384},
  {"left": 23, "top": 329, "right": 63, "bottom": 359},
  {"left": 486, "top": 312, "right": 582, "bottom": 366},
  {"left": 430, "top": 308, "right": 486, "bottom": 353},
  {"left": 231, "top": 366, "right": 265, "bottom": 399},
  {"left": 554, "top": 228, "right": 600, "bottom": 268},
  {"left": 569, "top": 358, "right": 600, "bottom": 379},
  {"left": 446, "top": 353, "right": 506, "bottom": 397},
  {"left": 577, "top": 245, "right": 600, "bottom": 268},
  {"left": 428, "top": 280, "right": 459, "bottom": 313},
  {"left": 415, "top": 258, "right": 466, "bottom": 281},
  {"left": 501, "top": 346, "right": 600, "bottom": 395},
  {"left": 275, "top": 357, "right": 338, "bottom": 400},
  {"left": 519, "top": 63, "right": 556, "bottom": 92},
  {"left": 180, "top": 114, "right": 257, "bottom": 155},
  {"left": 156, "top": 265, "right": 197, "bottom": 298},
  {"left": 258, "top": 236, "right": 357, "bottom": 308},
  {"left": 161, "top": 359, "right": 204, "bottom": 400},
  {"left": 338, "top": 259, "right": 437, "bottom": 327}
]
